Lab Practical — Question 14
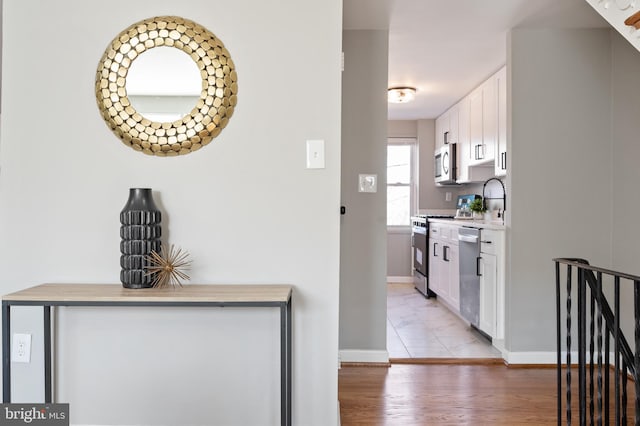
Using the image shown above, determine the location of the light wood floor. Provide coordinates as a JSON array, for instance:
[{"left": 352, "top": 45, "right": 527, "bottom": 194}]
[{"left": 339, "top": 363, "right": 636, "bottom": 425}]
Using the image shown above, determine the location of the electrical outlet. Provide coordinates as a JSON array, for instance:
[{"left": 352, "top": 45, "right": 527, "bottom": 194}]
[{"left": 12, "top": 333, "right": 31, "bottom": 363}]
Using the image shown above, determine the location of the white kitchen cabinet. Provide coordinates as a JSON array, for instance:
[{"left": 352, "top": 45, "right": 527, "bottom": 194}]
[
  {"left": 435, "top": 114, "right": 445, "bottom": 150},
  {"left": 448, "top": 104, "right": 459, "bottom": 146},
  {"left": 478, "top": 229, "right": 505, "bottom": 341},
  {"left": 469, "top": 75, "right": 497, "bottom": 166},
  {"left": 495, "top": 66, "right": 507, "bottom": 177},
  {"left": 435, "top": 106, "right": 458, "bottom": 151},
  {"left": 468, "top": 86, "right": 483, "bottom": 165},
  {"left": 445, "top": 67, "right": 505, "bottom": 183},
  {"left": 428, "top": 222, "right": 460, "bottom": 313},
  {"left": 457, "top": 94, "right": 494, "bottom": 184},
  {"left": 456, "top": 96, "right": 471, "bottom": 182},
  {"left": 429, "top": 236, "right": 445, "bottom": 297},
  {"left": 447, "top": 242, "right": 460, "bottom": 309},
  {"left": 479, "top": 252, "right": 497, "bottom": 337}
]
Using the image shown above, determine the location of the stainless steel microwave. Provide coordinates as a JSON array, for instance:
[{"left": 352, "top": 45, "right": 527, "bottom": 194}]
[{"left": 434, "top": 143, "right": 457, "bottom": 185}]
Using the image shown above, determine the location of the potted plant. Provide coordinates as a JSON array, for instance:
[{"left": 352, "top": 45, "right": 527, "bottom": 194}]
[{"left": 468, "top": 198, "right": 486, "bottom": 220}]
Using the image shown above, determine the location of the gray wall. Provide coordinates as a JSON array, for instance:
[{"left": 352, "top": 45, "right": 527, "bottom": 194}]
[
  {"left": 339, "top": 30, "right": 389, "bottom": 351},
  {"left": 507, "top": 28, "right": 613, "bottom": 353},
  {"left": 387, "top": 231, "right": 412, "bottom": 278},
  {"left": 388, "top": 120, "right": 417, "bottom": 138},
  {"left": 611, "top": 32, "right": 640, "bottom": 340},
  {"left": 1, "top": 1, "right": 342, "bottom": 424}
]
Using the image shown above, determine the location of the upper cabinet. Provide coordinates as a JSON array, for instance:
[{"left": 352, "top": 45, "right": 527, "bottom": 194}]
[
  {"left": 435, "top": 65, "right": 507, "bottom": 184},
  {"left": 495, "top": 66, "right": 507, "bottom": 177},
  {"left": 469, "top": 74, "right": 496, "bottom": 166},
  {"left": 435, "top": 105, "right": 459, "bottom": 150}
]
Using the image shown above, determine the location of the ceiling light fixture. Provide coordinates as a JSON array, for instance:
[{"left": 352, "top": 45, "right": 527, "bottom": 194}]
[{"left": 388, "top": 87, "right": 417, "bottom": 104}]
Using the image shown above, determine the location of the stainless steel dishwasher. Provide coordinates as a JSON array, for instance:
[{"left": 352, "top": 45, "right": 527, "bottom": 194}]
[{"left": 458, "top": 227, "right": 480, "bottom": 327}]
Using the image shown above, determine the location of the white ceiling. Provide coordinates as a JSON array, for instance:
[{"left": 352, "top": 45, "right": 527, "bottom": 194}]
[{"left": 344, "top": 0, "right": 608, "bottom": 120}]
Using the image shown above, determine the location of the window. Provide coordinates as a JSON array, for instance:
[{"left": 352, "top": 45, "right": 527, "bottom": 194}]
[{"left": 387, "top": 138, "right": 416, "bottom": 226}]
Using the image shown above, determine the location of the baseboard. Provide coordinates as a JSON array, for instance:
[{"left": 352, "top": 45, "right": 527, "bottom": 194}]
[
  {"left": 387, "top": 276, "right": 413, "bottom": 284},
  {"left": 339, "top": 349, "right": 389, "bottom": 364},
  {"left": 504, "top": 350, "right": 615, "bottom": 365},
  {"left": 504, "top": 351, "right": 558, "bottom": 365}
]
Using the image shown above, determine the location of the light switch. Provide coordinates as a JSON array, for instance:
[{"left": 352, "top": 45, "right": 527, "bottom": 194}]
[
  {"left": 358, "top": 174, "right": 377, "bottom": 193},
  {"left": 306, "top": 139, "right": 325, "bottom": 169}
]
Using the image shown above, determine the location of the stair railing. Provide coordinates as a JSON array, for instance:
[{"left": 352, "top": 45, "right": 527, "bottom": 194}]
[{"left": 555, "top": 258, "right": 640, "bottom": 425}]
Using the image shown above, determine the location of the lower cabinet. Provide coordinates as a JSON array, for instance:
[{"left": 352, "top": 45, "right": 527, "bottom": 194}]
[
  {"left": 479, "top": 252, "right": 497, "bottom": 337},
  {"left": 478, "top": 229, "right": 505, "bottom": 340},
  {"left": 429, "top": 222, "right": 505, "bottom": 342},
  {"left": 429, "top": 223, "right": 460, "bottom": 312}
]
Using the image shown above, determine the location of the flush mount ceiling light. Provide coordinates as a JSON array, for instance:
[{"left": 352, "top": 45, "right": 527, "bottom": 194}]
[{"left": 388, "top": 87, "right": 417, "bottom": 104}]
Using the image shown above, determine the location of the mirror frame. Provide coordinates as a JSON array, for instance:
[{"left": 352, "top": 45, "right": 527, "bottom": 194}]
[{"left": 95, "top": 16, "right": 237, "bottom": 156}]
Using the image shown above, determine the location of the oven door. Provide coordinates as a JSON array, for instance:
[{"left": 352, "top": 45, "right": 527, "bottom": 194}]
[{"left": 412, "top": 229, "right": 427, "bottom": 276}]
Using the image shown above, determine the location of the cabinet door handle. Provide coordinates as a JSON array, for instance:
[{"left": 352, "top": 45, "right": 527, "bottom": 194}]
[
  {"left": 481, "top": 240, "right": 492, "bottom": 244},
  {"left": 443, "top": 246, "right": 449, "bottom": 262},
  {"left": 501, "top": 152, "right": 507, "bottom": 170},
  {"left": 476, "top": 256, "right": 482, "bottom": 276},
  {"left": 433, "top": 242, "right": 438, "bottom": 257}
]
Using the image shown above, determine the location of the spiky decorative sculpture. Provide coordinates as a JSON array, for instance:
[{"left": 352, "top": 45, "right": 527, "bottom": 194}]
[{"left": 145, "top": 244, "right": 192, "bottom": 288}]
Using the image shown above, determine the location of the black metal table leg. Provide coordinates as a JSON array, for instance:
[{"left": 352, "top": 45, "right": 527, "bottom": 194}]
[
  {"left": 2, "top": 301, "right": 10, "bottom": 402},
  {"left": 280, "top": 299, "right": 292, "bottom": 426},
  {"left": 44, "top": 305, "right": 52, "bottom": 403},
  {"left": 286, "top": 298, "right": 292, "bottom": 426}
]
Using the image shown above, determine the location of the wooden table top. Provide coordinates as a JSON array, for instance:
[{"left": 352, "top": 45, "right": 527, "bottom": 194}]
[{"left": 2, "top": 283, "right": 292, "bottom": 304}]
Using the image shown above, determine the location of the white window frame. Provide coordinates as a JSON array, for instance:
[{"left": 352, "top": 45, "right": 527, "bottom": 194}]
[{"left": 387, "top": 137, "right": 418, "bottom": 230}]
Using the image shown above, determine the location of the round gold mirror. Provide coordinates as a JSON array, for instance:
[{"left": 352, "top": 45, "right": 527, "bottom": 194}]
[{"left": 95, "top": 16, "right": 238, "bottom": 156}]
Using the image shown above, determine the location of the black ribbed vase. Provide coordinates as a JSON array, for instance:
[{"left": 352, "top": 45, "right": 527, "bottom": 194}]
[{"left": 120, "top": 188, "right": 162, "bottom": 289}]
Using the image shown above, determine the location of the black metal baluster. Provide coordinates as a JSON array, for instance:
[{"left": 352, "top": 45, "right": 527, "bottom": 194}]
[
  {"left": 604, "top": 333, "right": 609, "bottom": 424},
  {"left": 578, "top": 267, "right": 587, "bottom": 426},
  {"left": 622, "top": 359, "right": 628, "bottom": 425},
  {"left": 615, "top": 277, "right": 620, "bottom": 426},
  {"left": 567, "top": 265, "right": 573, "bottom": 426},
  {"left": 595, "top": 272, "right": 602, "bottom": 426},
  {"left": 556, "top": 261, "right": 562, "bottom": 426},
  {"left": 634, "top": 280, "right": 640, "bottom": 426},
  {"left": 590, "top": 292, "right": 595, "bottom": 425}
]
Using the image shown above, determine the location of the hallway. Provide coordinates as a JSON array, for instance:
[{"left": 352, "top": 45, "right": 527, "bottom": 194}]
[{"left": 387, "top": 283, "right": 501, "bottom": 358}]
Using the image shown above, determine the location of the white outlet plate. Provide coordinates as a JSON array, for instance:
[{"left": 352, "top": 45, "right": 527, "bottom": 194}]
[{"left": 12, "top": 333, "right": 31, "bottom": 363}]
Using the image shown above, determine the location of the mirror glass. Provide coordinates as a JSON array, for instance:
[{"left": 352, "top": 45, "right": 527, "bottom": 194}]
[{"left": 126, "top": 47, "right": 201, "bottom": 123}]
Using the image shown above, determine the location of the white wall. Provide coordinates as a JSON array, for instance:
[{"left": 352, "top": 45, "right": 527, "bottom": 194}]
[
  {"left": 507, "top": 28, "right": 613, "bottom": 353},
  {"left": 0, "top": 1, "right": 342, "bottom": 425}
]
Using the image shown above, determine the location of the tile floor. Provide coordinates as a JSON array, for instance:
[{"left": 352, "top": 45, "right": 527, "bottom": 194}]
[{"left": 387, "top": 283, "right": 502, "bottom": 358}]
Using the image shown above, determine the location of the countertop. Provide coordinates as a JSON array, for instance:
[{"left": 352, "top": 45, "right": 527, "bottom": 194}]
[{"left": 428, "top": 218, "right": 506, "bottom": 230}]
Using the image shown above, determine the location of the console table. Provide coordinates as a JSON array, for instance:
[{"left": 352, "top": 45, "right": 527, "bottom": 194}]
[{"left": 2, "top": 283, "right": 292, "bottom": 426}]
